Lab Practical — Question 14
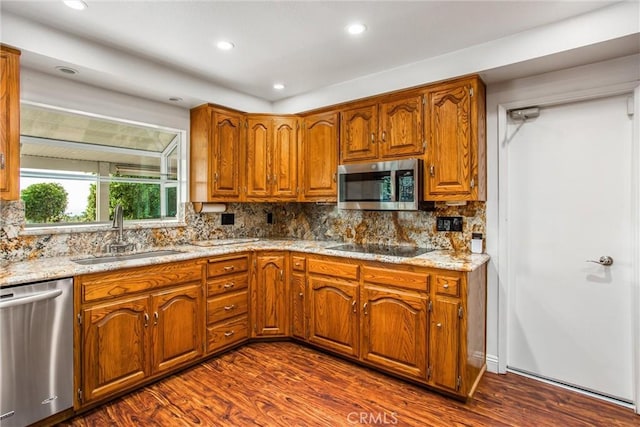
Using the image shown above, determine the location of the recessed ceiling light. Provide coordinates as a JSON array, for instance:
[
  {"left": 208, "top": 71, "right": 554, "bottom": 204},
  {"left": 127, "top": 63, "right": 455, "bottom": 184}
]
[
  {"left": 346, "top": 23, "right": 367, "bottom": 35},
  {"left": 216, "top": 41, "right": 235, "bottom": 51},
  {"left": 55, "top": 66, "right": 79, "bottom": 75},
  {"left": 63, "top": 0, "right": 88, "bottom": 10},
  {"left": 273, "top": 83, "right": 285, "bottom": 90},
  {"left": 169, "top": 97, "right": 183, "bottom": 102}
]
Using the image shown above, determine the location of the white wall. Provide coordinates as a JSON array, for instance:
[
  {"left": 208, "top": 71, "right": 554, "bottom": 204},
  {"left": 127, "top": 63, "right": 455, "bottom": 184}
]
[{"left": 484, "top": 53, "right": 640, "bottom": 372}]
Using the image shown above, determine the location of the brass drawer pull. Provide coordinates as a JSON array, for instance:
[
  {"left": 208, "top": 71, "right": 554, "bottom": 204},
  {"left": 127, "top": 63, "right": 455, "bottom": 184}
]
[
  {"left": 443, "top": 284, "right": 449, "bottom": 289},
  {"left": 224, "top": 330, "right": 235, "bottom": 337},
  {"left": 223, "top": 266, "right": 235, "bottom": 271},
  {"left": 223, "top": 282, "right": 235, "bottom": 289},
  {"left": 224, "top": 304, "right": 236, "bottom": 311}
]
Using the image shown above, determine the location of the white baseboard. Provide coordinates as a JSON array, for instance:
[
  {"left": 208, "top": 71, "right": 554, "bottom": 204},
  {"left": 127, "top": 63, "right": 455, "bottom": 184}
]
[{"left": 486, "top": 354, "right": 499, "bottom": 373}]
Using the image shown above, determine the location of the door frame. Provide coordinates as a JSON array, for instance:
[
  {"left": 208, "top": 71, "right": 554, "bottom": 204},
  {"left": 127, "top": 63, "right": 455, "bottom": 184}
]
[{"left": 496, "top": 83, "right": 640, "bottom": 413}]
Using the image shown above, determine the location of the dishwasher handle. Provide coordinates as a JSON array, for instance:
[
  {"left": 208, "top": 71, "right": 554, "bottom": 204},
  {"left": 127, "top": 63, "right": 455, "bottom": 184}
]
[{"left": 0, "top": 289, "right": 63, "bottom": 309}]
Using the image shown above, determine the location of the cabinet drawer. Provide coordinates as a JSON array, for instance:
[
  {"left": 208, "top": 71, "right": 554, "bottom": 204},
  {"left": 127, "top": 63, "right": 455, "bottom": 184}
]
[
  {"left": 435, "top": 275, "right": 460, "bottom": 296},
  {"left": 207, "top": 274, "right": 249, "bottom": 296},
  {"left": 291, "top": 256, "right": 306, "bottom": 271},
  {"left": 79, "top": 260, "right": 202, "bottom": 303},
  {"left": 207, "top": 291, "right": 248, "bottom": 324},
  {"left": 308, "top": 258, "right": 359, "bottom": 280},
  {"left": 207, "top": 255, "right": 249, "bottom": 278},
  {"left": 362, "top": 266, "right": 429, "bottom": 291},
  {"left": 207, "top": 315, "right": 248, "bottom": 353}
]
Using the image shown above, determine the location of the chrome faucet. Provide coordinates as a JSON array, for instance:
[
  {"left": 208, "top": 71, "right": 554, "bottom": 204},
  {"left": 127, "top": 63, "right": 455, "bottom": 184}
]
[
  {"left": 113, "top": 203, "right": 124, "bottom": 243},
  {"left": 108, "top": 204, "right": 132, "bottom": 253}
]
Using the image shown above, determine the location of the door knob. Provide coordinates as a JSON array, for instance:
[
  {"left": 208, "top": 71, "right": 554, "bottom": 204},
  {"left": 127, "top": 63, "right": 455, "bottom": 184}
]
[{"left": 586, "top": 256, "right": 613, "bottom": 266}]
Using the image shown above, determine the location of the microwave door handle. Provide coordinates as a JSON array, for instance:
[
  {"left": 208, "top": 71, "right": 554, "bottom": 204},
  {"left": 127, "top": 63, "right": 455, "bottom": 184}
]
[{"left": 390, "top": 170, "right": 397, "bottom": 202}]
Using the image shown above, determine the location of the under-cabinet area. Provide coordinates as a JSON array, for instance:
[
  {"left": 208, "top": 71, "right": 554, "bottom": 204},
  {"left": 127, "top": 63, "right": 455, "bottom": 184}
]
[{"left": 66, "top": 247, "right": 487, "bottom": 417}]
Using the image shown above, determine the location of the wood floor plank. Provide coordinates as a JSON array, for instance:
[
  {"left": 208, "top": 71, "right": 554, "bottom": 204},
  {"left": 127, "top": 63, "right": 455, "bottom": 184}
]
[{"left": 59, "top": 342, "right": 639, "bottom": 426}]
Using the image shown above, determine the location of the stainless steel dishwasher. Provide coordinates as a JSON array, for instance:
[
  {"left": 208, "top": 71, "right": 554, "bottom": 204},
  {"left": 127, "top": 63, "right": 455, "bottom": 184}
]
[{"left": 0, "top": 277, "right": 73, "bottom": 427}]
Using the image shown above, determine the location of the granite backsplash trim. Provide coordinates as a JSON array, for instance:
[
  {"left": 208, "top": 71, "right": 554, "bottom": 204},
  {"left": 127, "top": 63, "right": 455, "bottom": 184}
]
[{"left": 1, "top": 200, "right": 485, "bottom": 262}]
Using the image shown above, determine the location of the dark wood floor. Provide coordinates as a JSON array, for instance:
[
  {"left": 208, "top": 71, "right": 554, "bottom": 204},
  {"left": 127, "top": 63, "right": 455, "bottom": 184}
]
[{"left": 60, "top": 342, "right": 638, "bottom": 427}]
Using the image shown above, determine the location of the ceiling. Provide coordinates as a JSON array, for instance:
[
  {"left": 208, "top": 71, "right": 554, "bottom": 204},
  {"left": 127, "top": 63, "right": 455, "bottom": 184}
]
[{"left": 1, "top": 1, "right": 638, "bottom": 111}]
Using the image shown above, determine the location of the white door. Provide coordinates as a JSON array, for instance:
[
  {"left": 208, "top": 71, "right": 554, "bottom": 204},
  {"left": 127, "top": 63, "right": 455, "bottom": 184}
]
[{"left": 506, "top": 94, "right": 635, "bottom": 402}]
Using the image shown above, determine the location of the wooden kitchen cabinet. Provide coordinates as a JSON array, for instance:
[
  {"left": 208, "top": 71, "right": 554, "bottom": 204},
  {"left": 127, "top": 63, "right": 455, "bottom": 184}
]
[
  {"left": 76, "top": 260, "right": 205, "bottom": 406},
  {"left": 340, "top": 103, "right": 378, "bottom": 163},
  {"left": 424, "top": 76, "right": 486, "bottom": 201},
  {"left": 300, "top": 112, "right": 339, "bottom": 201},
  {"left": 290, "top": 255, "right": 307, "bottom": 340},
  {"left": 0, "top": 45, "right": 20, "bottom": 201},
  {"left": 360, "top": 266, "right": 429, "bottom": 380},
  {"left": 307, "top": 256, "right": 360, "bottom": 358},
  {"left": 339, "top": 94, "right": 424, "bottom": 164},
  {"left": 246, "top": 116, "right": 298, "bottom": 200},
  {"left": 190, "top": 105, "right": 245, "bottom": 202},
  {"left": 427, "top": 268, "right": 487, "bottom": 397},
  {"left": 151, "top": 284, "right": 203, "bottom": 374},
  {"left": 379, "top": 94, "right": 424, "bottom": 159},
  {"left": 252, "top": 252, "right": 289, "bottom": 336},
  {"left": 205, "top": 254, "right": 250, "bottom": 353},
  {"left": 81, "top": 295, "right": 149, "bottom": 404}
]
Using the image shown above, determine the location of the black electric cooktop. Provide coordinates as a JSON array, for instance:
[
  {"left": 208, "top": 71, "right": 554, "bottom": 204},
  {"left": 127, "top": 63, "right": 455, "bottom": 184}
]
[{"left": 328, "top": 243, "right": 434, "bottom": 258}]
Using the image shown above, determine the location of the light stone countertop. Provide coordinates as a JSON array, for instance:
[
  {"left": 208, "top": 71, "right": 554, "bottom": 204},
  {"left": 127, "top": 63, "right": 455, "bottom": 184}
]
[{"left": 0, "top": 239, "right": 490, "bottom": 287}]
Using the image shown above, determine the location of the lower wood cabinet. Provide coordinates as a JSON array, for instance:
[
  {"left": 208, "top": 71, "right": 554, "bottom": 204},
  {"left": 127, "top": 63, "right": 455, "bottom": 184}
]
[
  {"left": 308, "top": 275, "right": 359, "bottom": 357},
  {"left": 252, "top": 252, "right": 288, "bottom": 336},
  {"left": 77, "top": 260, "right": 205, "bottom": 406},
  {"left": 205, "top": 254, "right": 250, "bottom": 353},
  {"left": 290, "top": 257, "right": 307, "bottom": 340},
  {"left": 74, "top": 250, "right": 487, "bottom": 411},
  {"left": 360, "top": 284, "right": 428, "bottom": 380}
]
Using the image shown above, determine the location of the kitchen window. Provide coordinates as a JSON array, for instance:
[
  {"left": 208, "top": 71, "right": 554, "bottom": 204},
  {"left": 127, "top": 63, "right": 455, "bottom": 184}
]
[{"left": 19, "top": 102, "right": 186, "bottom": 226}]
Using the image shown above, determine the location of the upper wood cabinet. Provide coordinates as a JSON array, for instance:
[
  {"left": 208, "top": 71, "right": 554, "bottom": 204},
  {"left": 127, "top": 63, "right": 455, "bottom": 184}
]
[
  {"left": 300, "top": 112, "right": 339, "bottom": 201},
  {"left": 340, "top": 103, "right": 378, "bottom": 162},
  {"left": 190, "top": 105, "right": 245, "bottom": 202},
  {"left": 424, "top": 76, "right": 486, "bottom": 201},
  {"left": 340, "top": 94, "right": 424, "bottom": 164},
  {"left": 246, "top": 116, "right": 298, "bottom": 200},
  {"left": 379, "top": 94, "right": 424, "bottom": 159},
  {"left": 0, "top": 45, "right": 21, "bottom": 201}
]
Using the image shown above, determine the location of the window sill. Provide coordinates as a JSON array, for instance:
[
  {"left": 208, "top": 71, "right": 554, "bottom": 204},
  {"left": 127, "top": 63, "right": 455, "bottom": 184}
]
[{"left": 20, "top": 220, "right": 187, "bottom": 236}]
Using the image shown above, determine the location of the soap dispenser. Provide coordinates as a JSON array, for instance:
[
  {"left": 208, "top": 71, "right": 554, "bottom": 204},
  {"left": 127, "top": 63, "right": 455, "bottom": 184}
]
[{"left": 471, "top": 233, "right": 484, "bottom": 254}]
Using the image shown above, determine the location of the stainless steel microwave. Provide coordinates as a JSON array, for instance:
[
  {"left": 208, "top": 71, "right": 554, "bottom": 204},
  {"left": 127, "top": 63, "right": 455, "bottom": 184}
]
[{"left": 337, "top": 159, "right": 425, "bottom": 210}]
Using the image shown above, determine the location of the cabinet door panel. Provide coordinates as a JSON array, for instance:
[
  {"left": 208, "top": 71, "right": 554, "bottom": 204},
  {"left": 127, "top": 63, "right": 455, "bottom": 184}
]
[
  {"left": 246, "top": 118, "right": 271, "bottom": 198},
  {"left": 361, "top": 285, "right": 427, "bottom": 379},
  {"left": 380, "top": 95, "right": 424, "bottom": 158},
  {"left": 212, "top": 111, "right": 243, "bottom": 199},
  {"left": 340, "top": 104, "right": 378, "bottom": 163},
  {"left": 426, "top": 85, "right": 472, "bottom": 197},
  {"left": 254, "top": 254, "right": 288, "bottom": 336},
  {"left": 273, "top": 118, "right": 298, "bottom": 199},
  {"left": 0, "top": 47, "right": 20, "bottom": 200},
  {"left": 301, "top": 112, "right": 338, "bottom": 200},
  {"left": 308, "top": 276, "right": 358, "bottom": 357},
  {"left": 429, "top": 297, "right": 461, "bottom": 392},
  {"left": 291, "top": 271, "right": 306, "bottom": 340},
  {"left": 82, "top": 296, "right": 149, "bottom": 403},
  {"left": 151, "top": 284, "right": 203, "bottom": 374}
]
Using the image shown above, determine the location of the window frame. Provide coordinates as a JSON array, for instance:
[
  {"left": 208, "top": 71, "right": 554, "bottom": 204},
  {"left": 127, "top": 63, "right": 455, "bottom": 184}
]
[{"left": 18, "top": 101, "right": 188, "bottom": 229}]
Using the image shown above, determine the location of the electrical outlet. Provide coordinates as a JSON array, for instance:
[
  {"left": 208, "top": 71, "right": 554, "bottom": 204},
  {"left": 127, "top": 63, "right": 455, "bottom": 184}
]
[
  {"left": 221, "top": 213, "right": 235, "bottom": 225},
  {"left": 437, "top": 216, "right": 463, "bottom": 232}
]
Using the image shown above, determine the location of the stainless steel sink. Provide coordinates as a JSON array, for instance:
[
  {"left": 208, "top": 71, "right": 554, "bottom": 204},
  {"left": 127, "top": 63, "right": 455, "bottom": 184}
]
[{"left": 73, "top": 250, "right": 184, "bottom": 265}]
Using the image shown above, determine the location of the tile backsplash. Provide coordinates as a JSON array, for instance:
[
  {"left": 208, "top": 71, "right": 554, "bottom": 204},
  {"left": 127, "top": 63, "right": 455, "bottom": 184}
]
[{"left": 1, "top": 200, "right": 484, "bottom": 262}]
